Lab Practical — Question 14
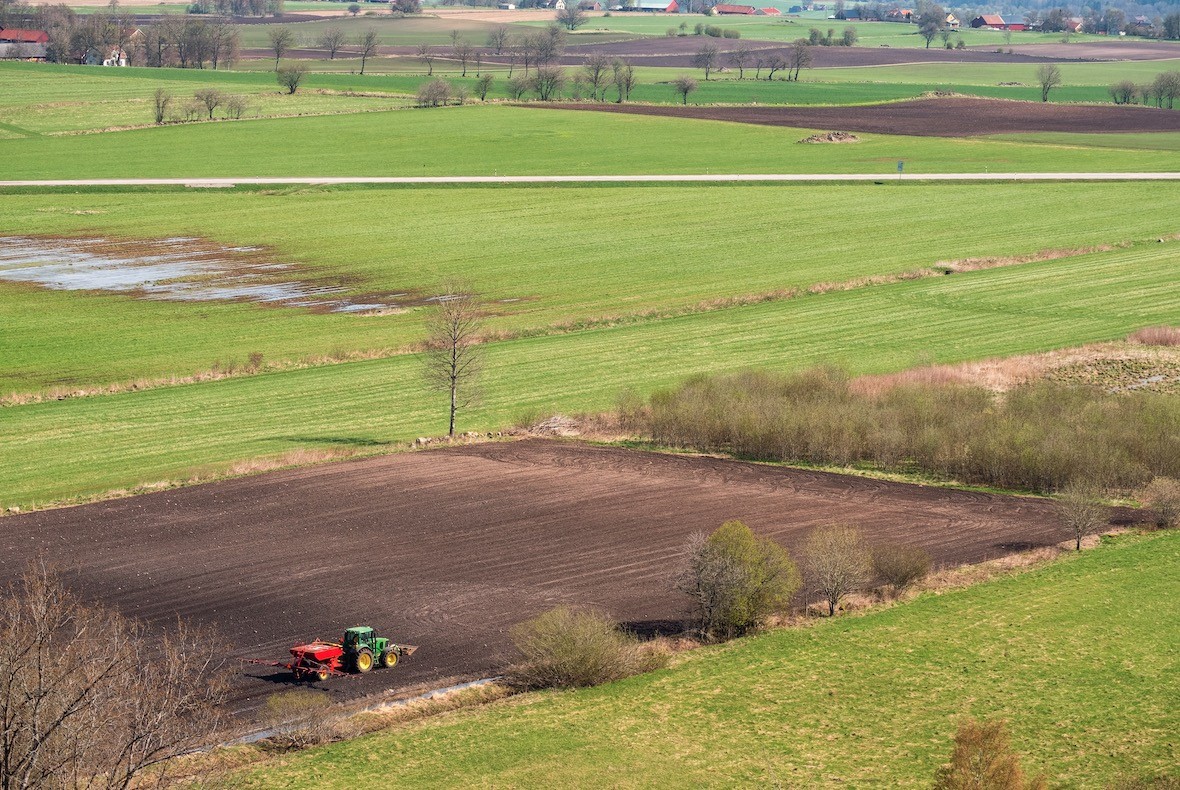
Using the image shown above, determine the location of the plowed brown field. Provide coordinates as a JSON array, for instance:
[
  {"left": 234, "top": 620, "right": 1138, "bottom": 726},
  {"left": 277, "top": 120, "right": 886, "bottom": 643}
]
[
  {"left": 538, "top": 96, "right": 1180, "bottom": 136},
  {"left": 1, "top": 440, "right": 1130, "bottom": 716}
]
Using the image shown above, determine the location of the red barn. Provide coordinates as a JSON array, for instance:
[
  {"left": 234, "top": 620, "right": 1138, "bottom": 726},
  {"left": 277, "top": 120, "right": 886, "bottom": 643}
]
[
  {"left": 714, "top": 3, "right": 756, "bottom": 14},
  {"left": 969, "top": 14, "right": 1004, "bottom": 28},
  {"left": 0, "top": 28, "right": 50, "bottom": 44}
]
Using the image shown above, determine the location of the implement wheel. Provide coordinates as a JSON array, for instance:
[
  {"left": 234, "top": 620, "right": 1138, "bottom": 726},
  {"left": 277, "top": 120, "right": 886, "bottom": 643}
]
[
  {"left": 353, "top": 648, "right": 374, "bottom": 674},
  {"left": 315, "top": 669, "right": 330, "bottom": 682},
  {"left": 381, "top": 650, "right": 398, "bottom": 670}
]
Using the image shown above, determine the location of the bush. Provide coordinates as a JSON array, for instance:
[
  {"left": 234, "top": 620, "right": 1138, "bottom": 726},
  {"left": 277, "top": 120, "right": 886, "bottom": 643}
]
[
  {"left": 261, "top": 689, "right": 349, "bottom": 750},
  {"left": 674, "top": 520, "right": 800, "bottom": 640},
  {"left": 642, "top": 369, "right": 1180, "bottom": 494},
  {"left": 872, "top": 544, "right": 932, "bottom": 591},
  {"left": 933, "top": 718, "right": 1046, "bottom": 790},
  {"left": 506, "top": 606, "right": 665, "bottom": 690},
  {"left": 803, "top": 524, "right": 871, "bottom": 616},
  {"left": 722, "top": 28, "right": 740, "bottom": 38},
  {"left": 704, "top": 24, "right": 722, "bottom": 37},
  {"left": 1141, "top": 476, "right": 1180, "bottom": 528},
  {"left": 416, "top": 78, "right": 452, "bottom": 107}
]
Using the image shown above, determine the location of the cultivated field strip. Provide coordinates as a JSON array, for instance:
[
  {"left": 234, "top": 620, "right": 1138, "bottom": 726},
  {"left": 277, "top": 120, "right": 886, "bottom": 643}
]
[{"left": 0, "top": 440, "right": 1089, "bottom": 715}]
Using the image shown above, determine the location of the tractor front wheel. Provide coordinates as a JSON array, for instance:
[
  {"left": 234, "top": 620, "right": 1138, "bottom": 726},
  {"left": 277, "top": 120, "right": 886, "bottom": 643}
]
[
  {"left": 381, "top": 650, "right": 398, "bottom": 669},
  {"left": 353, "top": 647, "right": 374, "bottom": 673}
]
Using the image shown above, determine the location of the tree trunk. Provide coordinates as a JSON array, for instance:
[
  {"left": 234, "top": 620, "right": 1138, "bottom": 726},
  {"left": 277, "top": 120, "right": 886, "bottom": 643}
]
[{"left": 448, "top": 379, "right": 457, "bottom": 437}]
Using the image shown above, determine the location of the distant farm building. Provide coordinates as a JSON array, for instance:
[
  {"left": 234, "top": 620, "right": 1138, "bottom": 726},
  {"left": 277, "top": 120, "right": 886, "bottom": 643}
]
[
  {"left": 714, "top": 3, "right": 756, "bottom": 14},
  {"left": 0, "top": 27, "right": 48, "bottom": 59},
  {"left": 636, "top": 0, "right": 678, "bottom": 10},
  {"left": 945, "top": 13, "right": 959, "bottom": 28},
  {"left": 970, "top": 14, "right": 1024, "bottom": 30},
  {"left": 755, "top": 6, "right": 780, "bottom": 15},
  {"left": 886, "top": 8, "right": 913, "bottom": 21},
  {"left": 497, "top": 2, "right": 515, "bottom": 8}
]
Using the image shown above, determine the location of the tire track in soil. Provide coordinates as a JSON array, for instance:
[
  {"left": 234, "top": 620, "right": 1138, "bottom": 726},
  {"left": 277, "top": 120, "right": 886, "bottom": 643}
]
[{"left": 0, "top": 439, "right": 1134, "bottom": 718}]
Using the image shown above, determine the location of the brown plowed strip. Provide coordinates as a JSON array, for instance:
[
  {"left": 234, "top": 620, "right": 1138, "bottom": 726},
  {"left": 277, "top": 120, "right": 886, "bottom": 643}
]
[
  {"left": 533, "top": 96, "right": 1180, "bottom": 137},
  {"left": 0, "top": 439, "right": 1138, "bottom": 717}
]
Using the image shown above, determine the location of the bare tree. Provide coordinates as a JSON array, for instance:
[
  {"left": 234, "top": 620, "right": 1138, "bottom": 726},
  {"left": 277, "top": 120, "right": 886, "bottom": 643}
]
[
  {"left": 1109, "top": 79, "right": 1136, "bottom": 105},
  {"left": 692, "top": 42, "right": 719, "bottom": 80},
  {"left": 0, "top": 560, "right": 228, "bottom": 789},
  {"left": 423, "top": 284, "right": 484, "bottom": 437},
  {"left": 1036, "top": 63, "right": 1062, "bottom": 102},
  {"left": 531, "top": 64, "right": 566, "bottom": 101},
  {"left": 534, "top": 23, "right": 565, "bottom": 65},
  {"left": 803, "top": 524, "right": 872, "bottom": 616},
  {"left": 357, "top": 27, "right": 379, "bottom": 75},
  {"left": 765, "top": 52, "right": 788, "bottom": 81},
  {"left": 672, "top": 74, "right": 697, "bottom": 104},
  {"left": 582, "top": 51, "right": 610, "bottom": 101},
  {"left": 1057, "top": 481, "right": 1107, "bottom": 551},
  {"left": 476, "top": 72, "right": 494, "bottom": 101},
  {"left": 416, "top": 78, "right": 452, "bottom": 107},
  {"left": 728, "top": 42, "right": 751, "bottom": 79},
  {"left": 612, "top": 58, "right": 636, "bottom": 103},
  {"left": 788, "top": 39, "right": 811, "bottom": 81},
  {"left": 224, "top": 93, "right": 248, "bottom": 118},
  {"left": 347, "top": 2, "right": 359, "bottom": 15},
  {"left": 1142, "top": 476, "right": 1180, "bottom": 529},
  {"left": 276, "top": 62, "right": 308, "bottom": 94},
  {"left": 454, "top": 39, "right": 472, "bottom": 76},
  {"left": 416, "top": 42, "right": 435, "bottom": 75},
  {"left": 194, "top": 87, "right": 226, "bottom": 119},
  {"left": 506, "top": 74, "right": 529, "bottom": 100},
  {"left": 556, "top": 2, "right": 587, "bottom": 31},
  {"left": 267, "top": 25, "right": 293, "bottom": 70},
  {"left": 318, "top": 25, "right": 346, "bottom": 60},
  {"left": 153, "top": 87, "right": 172, "bottom": 124},
  {"left": 486, "top": 24, "right": 509, "bottom": 54},
  {"left": 919, "top": 21, "right": 941, "bottom": 48}
]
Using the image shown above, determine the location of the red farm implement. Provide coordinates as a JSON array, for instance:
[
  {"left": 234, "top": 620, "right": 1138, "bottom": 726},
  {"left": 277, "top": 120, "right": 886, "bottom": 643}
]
[{"left": 244, "top": 626, "right": 418, "bottom": 682}]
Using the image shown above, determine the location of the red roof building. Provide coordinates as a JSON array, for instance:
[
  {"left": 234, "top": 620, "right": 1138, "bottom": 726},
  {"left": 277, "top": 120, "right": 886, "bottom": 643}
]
[
  {"left": 969, "top": 14, "right": 1004, "bottom": 28},
  {"left": 714, "top": 3, "right": 756, "bottom": 14},
  {"left": 0, "top": 28, "right": 50, "bottom": 44},
  {"left": 756, "top": 6, "right": 781, "bottom": 14}
]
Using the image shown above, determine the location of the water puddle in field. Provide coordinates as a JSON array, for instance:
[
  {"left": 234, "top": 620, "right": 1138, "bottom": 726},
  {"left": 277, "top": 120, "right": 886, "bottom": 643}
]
[{"left": 0, "top": 236, "right": 425, "bottom": 313}]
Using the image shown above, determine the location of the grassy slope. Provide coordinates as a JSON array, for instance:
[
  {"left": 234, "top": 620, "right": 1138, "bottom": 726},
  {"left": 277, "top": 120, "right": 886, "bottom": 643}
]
[
  {"left": 2, "top": 240, "right": 1178, "bottom": 507},
  {"left": 3, "top": 183, "right": 1180, "bottom": 394},
  {"left": 235, "top": 531, "right": 1179, "bottom": 787},
  {"left": 4, "top": 102, "right": 1180, "bottom": 179}
]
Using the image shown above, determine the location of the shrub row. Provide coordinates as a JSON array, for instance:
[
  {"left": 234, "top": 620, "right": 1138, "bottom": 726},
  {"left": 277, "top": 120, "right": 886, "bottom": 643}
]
[{"left": 641, "top": 368, "right": 1180, "bottom": 493}]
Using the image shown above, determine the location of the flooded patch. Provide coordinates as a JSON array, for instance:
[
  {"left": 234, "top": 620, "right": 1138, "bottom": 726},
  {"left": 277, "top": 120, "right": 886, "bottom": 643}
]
[{"left": 0, "top": 236, "right": 421, "bottom": 313}]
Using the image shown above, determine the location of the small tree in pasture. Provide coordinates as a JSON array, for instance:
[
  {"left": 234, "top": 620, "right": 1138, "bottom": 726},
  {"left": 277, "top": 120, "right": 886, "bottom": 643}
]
[
  {"left": 423, "top": 282, "right": 484, "bottom": 437},
  {"left": 672, "top": 75, "right": 698, "bottom": 104},
  {"left": 803, "top": 524, "right": 872, "bottom": 616},
  {"left": 674, "top": 520, "right": 800, "bottom": 640},
  {"left": 267, "top": 26, "right": 294, "bottom": 70},
  {"left": 1037, "top": 63, "right": 1062, "bottom": 102},
  {"left": 276, "top": 63, "right": 308, "bottom": 94},
  {"left": 1056, "top": 480, "right": 1107, "bottom": 551}
]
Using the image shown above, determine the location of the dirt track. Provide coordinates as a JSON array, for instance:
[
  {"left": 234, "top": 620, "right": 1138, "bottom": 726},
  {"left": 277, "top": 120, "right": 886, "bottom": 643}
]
[
  {"left": 540, "top": 96, "right": 1180, "bottom": 136},
  {"left": 0, "top": 440, "right": 1133, "bottom": 717}
]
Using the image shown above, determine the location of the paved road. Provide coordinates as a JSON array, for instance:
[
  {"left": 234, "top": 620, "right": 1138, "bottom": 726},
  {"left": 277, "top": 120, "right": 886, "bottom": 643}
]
[{"left": 3, "top": 173, "right": 1180, "bottom": 187}]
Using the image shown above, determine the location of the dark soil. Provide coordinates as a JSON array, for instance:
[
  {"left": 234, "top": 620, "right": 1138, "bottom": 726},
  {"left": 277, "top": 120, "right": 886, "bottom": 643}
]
[
  {"left": 0, "top": 439, "right": 1136, "bottom": 717},
  {"left": 534, "top": 96, "right": 1180, "bottom": 136}
]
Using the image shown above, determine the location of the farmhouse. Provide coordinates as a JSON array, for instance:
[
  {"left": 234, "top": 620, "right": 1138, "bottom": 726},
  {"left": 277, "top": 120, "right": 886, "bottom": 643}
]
[
  {"left": 713, "top": 3, "right": 756, "bottom": 14},
  {"left": 970, "top": 14, "right": 1003, "bottom": 28},
  {"left": 945, "top": 13, "right": 959, "bottom": 28},
  {"left": 755, "top": 6, "right": 780, "bottom": 15},
  {"left": 886, "top": 7, "right": 913, "bottom": 21},
  {"left": 636, "top": 0, "right": 678, "bottom": 10}
]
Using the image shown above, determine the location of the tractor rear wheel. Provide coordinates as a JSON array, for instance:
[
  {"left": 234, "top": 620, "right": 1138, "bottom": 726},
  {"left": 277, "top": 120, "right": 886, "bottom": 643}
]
[
  {"left": 381, "top": 650, "right": 398, "bottom": 669},
  {"left": 353, "top": 647, "right": 374, "bottom": 673}
]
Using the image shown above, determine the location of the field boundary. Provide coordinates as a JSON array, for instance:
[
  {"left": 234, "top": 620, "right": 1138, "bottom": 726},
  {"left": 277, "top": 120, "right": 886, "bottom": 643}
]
[{"left": 4, "top": 173, "right": 1180, "bottom": 188}]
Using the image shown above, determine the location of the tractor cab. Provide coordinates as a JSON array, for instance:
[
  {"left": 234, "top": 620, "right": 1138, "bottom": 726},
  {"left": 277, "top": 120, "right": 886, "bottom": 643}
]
[{"left": 341, "top": 626, "right": 395, "bottom": 673}]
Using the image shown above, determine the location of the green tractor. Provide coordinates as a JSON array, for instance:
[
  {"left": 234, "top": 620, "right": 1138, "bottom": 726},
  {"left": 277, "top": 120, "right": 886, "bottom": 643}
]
[{"left": 342, "top": 626, "right": 412, "bottom": 673}]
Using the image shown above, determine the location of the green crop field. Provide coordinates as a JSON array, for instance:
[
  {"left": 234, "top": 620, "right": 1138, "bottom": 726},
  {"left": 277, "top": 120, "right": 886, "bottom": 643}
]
[
  {"left": 232, "top": 530, "right": 1179, "bottom": 787},
  {"left": 4, "top": 99, "right": 1180, "bottom": 178},
  {"left": 3, "top": 182, "right": 1179, "bottom": 398},
  {"left": 2, "top": 233, "right": 1178, "bottom": 508}
]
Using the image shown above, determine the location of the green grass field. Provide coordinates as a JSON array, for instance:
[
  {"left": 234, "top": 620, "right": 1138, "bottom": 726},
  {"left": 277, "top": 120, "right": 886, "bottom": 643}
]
[
  {"left": 232, "top": 530, "right": 1179, "bottom": 787},
  {"left": 4, "top": 99, "right": 1180, "bottom": 179},
  {"left": 3, "top": 182, "right": 1180, "bottom": 398},
  {"left": 2, "top": 234, "right": 1178, "bottom": 508}
]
